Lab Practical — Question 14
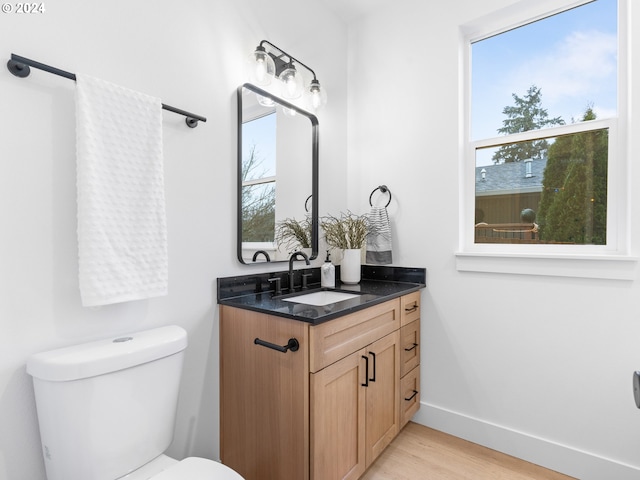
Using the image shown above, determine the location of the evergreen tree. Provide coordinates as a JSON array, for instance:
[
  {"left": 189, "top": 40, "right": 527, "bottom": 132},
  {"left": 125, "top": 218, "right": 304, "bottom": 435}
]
[
  {"left": 492, "top": 85, "right": 565, "bottom": 164},
  {"left": 537, "top": 107, "right": 607, "bottom": 244}
]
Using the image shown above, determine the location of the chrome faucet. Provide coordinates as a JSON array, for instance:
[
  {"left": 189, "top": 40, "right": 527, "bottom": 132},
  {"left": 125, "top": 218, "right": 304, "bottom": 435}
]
[{"left": 288, "top": 251, "right": 310, "bottom": 292}]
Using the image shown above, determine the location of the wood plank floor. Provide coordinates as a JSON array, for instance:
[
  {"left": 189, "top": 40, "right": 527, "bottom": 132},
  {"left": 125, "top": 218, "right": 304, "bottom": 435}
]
[{"left": 361, "top": 422, "right": 576, "bottom": 480}]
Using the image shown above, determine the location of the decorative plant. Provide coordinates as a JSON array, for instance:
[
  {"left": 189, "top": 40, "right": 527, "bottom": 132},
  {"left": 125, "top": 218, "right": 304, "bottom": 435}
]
[
  {"left": 321, "top": 211, "right": 369, "bottom": 250},
  {"left": 275, "top": 216, "right": 312, "bottom": 252}
]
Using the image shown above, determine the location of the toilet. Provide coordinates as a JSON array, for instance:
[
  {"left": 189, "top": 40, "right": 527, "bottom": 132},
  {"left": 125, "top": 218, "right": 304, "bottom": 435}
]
[{"left": 27, "top": 325, "right": 243, "bottom": 480}]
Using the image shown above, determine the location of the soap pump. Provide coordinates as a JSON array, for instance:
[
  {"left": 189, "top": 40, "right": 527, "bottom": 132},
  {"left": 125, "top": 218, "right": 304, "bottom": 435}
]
[{"left": 321, "top": 251, "right": 335, "bottom": 288}]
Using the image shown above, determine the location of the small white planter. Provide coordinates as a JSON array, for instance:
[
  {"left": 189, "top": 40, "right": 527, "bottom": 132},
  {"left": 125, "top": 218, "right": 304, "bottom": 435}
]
[{"left": 340, "top": 248, "right": 361, "bottom": 284}]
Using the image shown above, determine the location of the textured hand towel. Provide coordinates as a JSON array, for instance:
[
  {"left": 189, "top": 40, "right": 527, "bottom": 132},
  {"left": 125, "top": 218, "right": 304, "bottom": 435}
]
[
  {"left": 366, "top": 206, "right": 393, "bottom": 265},
  {"left": 76, "top": 73, "right": 167, "bottom": 306}
]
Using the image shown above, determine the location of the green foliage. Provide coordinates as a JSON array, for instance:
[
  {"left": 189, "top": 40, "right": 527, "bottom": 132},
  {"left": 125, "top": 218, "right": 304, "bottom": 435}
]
[
  {"left": 537, "top": 107, "right": 608, "bottom": 244},
  {"left": 492, "top": 85, "right": 565, "bottom": 164}
]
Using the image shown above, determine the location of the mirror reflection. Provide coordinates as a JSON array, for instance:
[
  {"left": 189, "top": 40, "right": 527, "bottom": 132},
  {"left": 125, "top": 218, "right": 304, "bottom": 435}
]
[{"left": 237, "top": 83, "right": 318, "bottom": 264}]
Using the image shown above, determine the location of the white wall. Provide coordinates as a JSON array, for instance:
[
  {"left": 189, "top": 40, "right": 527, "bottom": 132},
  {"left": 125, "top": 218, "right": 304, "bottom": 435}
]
[
  {"left": 347, "top": 0, "right": 640, "bottom": 478},
  {"left": 0, "top": 1, "right": 347, "bottom": 479}
]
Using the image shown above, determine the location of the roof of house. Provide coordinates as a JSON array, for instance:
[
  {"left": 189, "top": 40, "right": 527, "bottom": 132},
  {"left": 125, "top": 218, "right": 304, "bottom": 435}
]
[{"left": 475, "top": 158, "right": 547, "bottom": 196}]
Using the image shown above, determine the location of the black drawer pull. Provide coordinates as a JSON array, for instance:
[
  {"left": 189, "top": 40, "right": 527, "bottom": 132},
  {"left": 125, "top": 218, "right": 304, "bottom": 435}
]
[
  {"left": 362, "top": 355, "right": 369, "bottom": 387},
  {"left": 254, "top": 337, "right": 299, "bottom": 353},
  {"left": 405, "top": 390, "right": 419, "bottom": 402},
  {"left": 404, "top": 303, "right": 418, "bottom": 313},
  {"left": 369, "top": 351, "right": 376, "bottom": 382},
  {"left": 404, "top": 343, "right": 418, "bottom": 352}
]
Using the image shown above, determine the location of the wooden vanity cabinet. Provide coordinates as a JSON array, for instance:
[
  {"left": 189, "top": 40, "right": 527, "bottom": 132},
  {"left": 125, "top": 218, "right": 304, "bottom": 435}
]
[
  {"left": 220, "top": 292, "right": 421, "bottom": 480},
  {"left": 219, "top": 306, "right": 310, "bottom": 480}
]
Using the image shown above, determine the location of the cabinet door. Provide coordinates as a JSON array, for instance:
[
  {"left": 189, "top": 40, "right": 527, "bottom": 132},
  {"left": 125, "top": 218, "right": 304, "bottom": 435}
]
[
  {"left": 310, "top": 349, "right": 367, "bottom": 480},
  {"left": 365, "top": 330, "right": 400, "bottom": 466},
  {"left": 220, "top": 306, "right": 309, "bottom": 480}
]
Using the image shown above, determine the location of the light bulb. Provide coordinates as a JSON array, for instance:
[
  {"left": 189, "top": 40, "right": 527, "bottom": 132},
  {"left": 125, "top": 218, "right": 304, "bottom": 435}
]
[
  {"left": 248, "top": 45, "right": 275, "bottom": 86},
  {"left": 279, "top": 63, "right": 303, "bottom": 99},
  {"left": 307, "top": 79, "right": 327, "bottom": 111},
  {"left": 282, "top": 106, "right": 297, "bottom": 117},
  {"left": 256, "top": 94, "right": 276, "bottom": 107}
]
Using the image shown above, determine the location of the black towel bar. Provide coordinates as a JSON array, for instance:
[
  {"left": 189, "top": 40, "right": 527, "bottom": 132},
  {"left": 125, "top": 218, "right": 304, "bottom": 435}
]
[
  {"left": 254, "top": 337, "right": 299, "bottom": 353},
  {"left": 7, "top": 53, "right": 207, "bottom": 128}
]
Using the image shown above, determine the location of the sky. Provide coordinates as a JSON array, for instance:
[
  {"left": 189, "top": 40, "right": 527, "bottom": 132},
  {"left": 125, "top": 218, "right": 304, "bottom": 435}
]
[
  {"left": 471, "top": 0, "right": 617, "bottom": 145},
  {"left": 242, "top": 112, "right": 277, "bottom": 180}
]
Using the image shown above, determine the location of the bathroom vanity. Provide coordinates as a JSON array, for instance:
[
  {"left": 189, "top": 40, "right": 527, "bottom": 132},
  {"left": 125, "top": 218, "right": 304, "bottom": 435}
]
[{"left": 218, "top": 267, "right": 425, "bottom": 480}]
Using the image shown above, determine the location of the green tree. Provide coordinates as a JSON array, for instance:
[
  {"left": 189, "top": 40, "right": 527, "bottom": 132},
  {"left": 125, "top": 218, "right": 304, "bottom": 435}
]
[
  {"left": 537, "top": 107, "right": 607, "bottom": 244},
  {"left": 492, "top": 85, "right": 565, "bottom": 164}
]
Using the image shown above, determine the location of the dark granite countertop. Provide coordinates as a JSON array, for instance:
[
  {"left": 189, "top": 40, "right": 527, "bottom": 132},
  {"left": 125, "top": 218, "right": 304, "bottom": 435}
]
[{"left": 217, "top": 266, "right": 426, "bottom": 324}]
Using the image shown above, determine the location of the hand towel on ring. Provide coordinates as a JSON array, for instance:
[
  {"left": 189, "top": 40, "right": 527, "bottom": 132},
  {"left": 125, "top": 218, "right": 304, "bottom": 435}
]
[{"left": 366, "top": 206, "right": 393, "bottom": 265}]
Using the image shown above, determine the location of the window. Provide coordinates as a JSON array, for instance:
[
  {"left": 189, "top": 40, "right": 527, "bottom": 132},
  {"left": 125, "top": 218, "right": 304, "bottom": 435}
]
[
  {"left": 458, "top": 0, "right": 634, "bottom": 278},
  {"left": 241, "top": 111, "right": 277, "bottom": 243}
]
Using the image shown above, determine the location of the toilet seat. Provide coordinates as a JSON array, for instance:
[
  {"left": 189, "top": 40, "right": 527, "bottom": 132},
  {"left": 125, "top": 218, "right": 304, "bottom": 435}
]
[{"left": 152, "top": 457, "right": 244, "bottom": 480}]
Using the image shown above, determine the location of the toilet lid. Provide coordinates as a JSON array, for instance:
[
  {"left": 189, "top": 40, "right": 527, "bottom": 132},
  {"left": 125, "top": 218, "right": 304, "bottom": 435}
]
[{"left": 152, "top": 457, "right": 244, "bottom": 480}]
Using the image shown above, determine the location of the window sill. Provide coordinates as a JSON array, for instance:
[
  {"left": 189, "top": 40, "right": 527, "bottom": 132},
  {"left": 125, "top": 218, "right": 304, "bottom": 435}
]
[{"left": 455, "top": 252, "right": 638, "bottom": 280}]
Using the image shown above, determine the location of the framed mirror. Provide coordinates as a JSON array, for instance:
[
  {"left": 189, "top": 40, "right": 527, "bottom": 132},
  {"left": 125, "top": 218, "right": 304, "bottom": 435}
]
[{"left": 237, "top": 83, "right": 319, "bottom": 264}]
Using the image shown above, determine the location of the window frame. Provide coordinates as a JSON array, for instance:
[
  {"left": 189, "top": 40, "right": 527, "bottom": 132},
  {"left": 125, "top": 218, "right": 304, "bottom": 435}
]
[{"left": 456, "top": 0, "right": 635, "bottom": 279}]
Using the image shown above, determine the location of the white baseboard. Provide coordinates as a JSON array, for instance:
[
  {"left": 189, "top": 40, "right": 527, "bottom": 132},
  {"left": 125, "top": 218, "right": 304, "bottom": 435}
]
[{"left": 412, "top": 402, "right": 640, "bottom": 480}]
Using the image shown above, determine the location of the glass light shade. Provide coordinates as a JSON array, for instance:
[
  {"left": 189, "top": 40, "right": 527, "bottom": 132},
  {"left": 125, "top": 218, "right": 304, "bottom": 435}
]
[
  {"left": 248, "top": 46, "right": 275, "bottom": 86},
  {"left": 256, "top": 93, "right": 276, "bottom": 107},
  {"left": 307, "top": 79, "right": 328, "bottom": 111},
  {"left": 279, "top": 64, "right": 304, "bottom": 99},
  {"left": 282, "top": 106, "right": 297, "bottom": 117}
]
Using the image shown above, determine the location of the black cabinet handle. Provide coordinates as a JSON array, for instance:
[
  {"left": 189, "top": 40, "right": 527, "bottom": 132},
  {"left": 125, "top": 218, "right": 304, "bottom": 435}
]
[
  {"left": 405, "top": 390, "right": 419, "bottom": 401},
  {"left": 362, "top": 355, "right": 369, "bottom": 387},
  {"left": 369, "top": 351, "right": 376, "bottom": 382},
  {"left": 404, "top": 343, "right": 418, "bottom": 352},
  {"left": 254, "top": 337, "right": 299, "bottom": 353},
  {"left": 404, "top": 303, "right": 418, "bottom": 313}
]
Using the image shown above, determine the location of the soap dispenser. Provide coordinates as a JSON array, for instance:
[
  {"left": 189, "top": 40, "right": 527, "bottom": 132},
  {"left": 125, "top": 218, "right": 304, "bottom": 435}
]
[{"left": 321, "top": 251, "right": 335, "bottom": 288}]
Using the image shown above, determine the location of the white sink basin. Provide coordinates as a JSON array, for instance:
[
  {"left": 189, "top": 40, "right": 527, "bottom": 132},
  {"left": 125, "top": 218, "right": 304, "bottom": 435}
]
[{"left": 282, "top": 290, "right": 360, "bottom": 306}]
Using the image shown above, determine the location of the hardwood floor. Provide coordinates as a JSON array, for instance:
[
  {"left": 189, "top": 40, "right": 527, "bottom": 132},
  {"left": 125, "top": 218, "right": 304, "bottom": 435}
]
[{"left": 360, "top": 422, "right": 576, "bottom": 480}]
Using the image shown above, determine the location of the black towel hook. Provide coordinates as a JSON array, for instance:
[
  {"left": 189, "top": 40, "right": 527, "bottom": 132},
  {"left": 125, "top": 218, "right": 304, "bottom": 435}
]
[{"left": 369, "top": 185, "right": 392, "bottom": 207}]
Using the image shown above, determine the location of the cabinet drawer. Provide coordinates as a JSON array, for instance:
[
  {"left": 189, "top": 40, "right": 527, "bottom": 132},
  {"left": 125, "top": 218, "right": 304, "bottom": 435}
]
[
  {"left": 400, "top": 366, "right": 420, "bottom": 428},
  {"left": 310, "top": 299, "right": 400, "bottom": 373},
  {"left": 400, "top": 320, "right": 420, "bottom": 377},
  {"left": 400, "top": 291, "right": 420, "bottom": 326}
]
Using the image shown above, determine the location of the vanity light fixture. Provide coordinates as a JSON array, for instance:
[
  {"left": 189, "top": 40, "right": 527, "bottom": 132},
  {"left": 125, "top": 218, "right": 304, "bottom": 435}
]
[{"left": 248, "top": 40, "right": 327, "bottom": 111}]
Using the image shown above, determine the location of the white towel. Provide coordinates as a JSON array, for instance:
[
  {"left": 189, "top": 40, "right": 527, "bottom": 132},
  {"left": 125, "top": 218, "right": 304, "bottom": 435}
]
[
  {"left": 366, "top": 206, "right": 393, "bottom": 265},
  {"left": 75, "top": 73, "right": 167, "bottom": 306}
]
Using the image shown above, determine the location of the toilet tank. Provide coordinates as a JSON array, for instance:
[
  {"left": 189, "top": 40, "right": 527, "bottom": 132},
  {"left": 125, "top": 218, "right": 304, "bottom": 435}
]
[{"left": 27, "top": 326, "right": 188, "bottom": 480}]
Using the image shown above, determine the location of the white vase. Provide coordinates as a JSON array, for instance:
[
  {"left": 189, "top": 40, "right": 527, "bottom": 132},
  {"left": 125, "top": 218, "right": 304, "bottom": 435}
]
[{"left": 341, "top": 248, "right": 361, "bottom": 284}]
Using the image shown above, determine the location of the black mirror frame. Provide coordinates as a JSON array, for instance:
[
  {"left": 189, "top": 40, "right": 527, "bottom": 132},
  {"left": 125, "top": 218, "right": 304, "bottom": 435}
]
[{"left": 237, "top": 83, "right": 319, "bottom": 264}]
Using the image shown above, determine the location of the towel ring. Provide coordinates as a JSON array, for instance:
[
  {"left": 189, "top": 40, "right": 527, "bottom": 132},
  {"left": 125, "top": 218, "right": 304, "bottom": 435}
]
[
  {"left": 305, "top": 195, "right": 312, "bottom": 213},
  {"left": 369, "top": 185, "right": 392, "bottom": 208}
]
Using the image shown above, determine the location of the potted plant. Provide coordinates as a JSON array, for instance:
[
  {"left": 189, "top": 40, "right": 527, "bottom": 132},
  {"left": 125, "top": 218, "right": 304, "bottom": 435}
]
[
  {"left": 275, "top": 216, "right": 312, "bottom": 254},
  {"left": 320, "top": 211, "right": 369, "bottom": 284}
]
